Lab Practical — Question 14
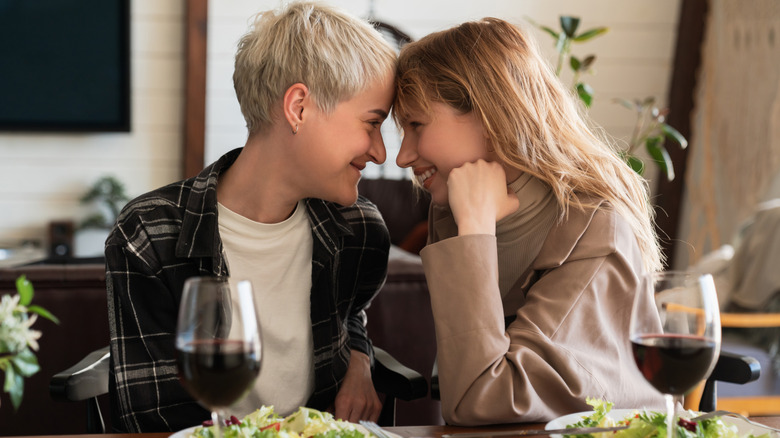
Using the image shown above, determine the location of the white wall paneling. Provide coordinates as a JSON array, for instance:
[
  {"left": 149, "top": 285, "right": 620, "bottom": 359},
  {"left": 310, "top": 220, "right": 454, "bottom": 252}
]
[
  {"left": 0, "top": 1, "right": 186, "bottom": 248},
  {"left": 0, "top": 0, "right": 681, "bottom": 252}
]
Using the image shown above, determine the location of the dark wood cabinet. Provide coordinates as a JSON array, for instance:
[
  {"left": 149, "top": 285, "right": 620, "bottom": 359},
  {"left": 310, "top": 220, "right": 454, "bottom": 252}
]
[{"left": 0, "top": 264, "right": 110, "bottom": 435}]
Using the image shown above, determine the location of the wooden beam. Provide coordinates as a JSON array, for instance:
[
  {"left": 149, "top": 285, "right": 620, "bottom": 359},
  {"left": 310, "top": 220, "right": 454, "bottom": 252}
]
[
  {"left": 655, "top": 0, "right": 709, "bottom": 268},
  {"left": 183, "top": 0, "right": 208, "bottom": 179}
]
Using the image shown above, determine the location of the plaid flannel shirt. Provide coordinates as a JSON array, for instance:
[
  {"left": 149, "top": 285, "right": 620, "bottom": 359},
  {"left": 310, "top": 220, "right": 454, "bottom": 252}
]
[{"left": 105, "top": 148, "right": 390, "bottom": 432}]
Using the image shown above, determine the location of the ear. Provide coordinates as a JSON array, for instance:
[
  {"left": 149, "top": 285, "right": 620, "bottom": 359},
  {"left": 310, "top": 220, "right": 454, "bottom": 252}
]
[{"left": 283, "top": 83, "right": 309, "bottom": 131}]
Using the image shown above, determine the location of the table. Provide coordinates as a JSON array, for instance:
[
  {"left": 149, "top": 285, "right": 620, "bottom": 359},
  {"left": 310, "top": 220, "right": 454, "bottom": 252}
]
[
  {"left": 0, "top": 424, "right": 538, "bottom": 438},
  {"left": 4, "top": 417, "right": 780, "bottom": 438},
  {"left": 394, "top": 419, "right": 780, "bottom": 437}
]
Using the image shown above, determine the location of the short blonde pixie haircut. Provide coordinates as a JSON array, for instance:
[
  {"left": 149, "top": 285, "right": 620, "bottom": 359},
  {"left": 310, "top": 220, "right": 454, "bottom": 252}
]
[
  {"left": 394, "top": 18, "right": 663, "bottom": 272},
  {"left": 233, "top": 1, "right": 397, "bottom": 135}
]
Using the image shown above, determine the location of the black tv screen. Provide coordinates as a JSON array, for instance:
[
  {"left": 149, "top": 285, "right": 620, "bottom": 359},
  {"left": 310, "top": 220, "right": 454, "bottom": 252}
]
[{"left": 0, "top": 0, "right": 130, "bottom": 132}]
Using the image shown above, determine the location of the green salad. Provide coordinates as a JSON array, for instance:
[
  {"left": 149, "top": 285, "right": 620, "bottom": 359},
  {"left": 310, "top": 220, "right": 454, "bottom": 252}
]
[
  {"left": 188, "top": 406, "right": 371, "bottom": 438},
  {"left": 564, "top": 398, "right": 772, "bottom": 438}
]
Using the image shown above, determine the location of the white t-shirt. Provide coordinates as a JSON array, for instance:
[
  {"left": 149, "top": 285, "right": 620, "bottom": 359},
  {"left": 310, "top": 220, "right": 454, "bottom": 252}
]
[{"left": 217, "top": 201, "right": 315, "bottom": 416}]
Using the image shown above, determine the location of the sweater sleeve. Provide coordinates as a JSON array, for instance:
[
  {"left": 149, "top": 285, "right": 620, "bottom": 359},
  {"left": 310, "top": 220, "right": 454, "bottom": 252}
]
[{"left": 422, "top": 234, "right": 663, "bottom": 425}]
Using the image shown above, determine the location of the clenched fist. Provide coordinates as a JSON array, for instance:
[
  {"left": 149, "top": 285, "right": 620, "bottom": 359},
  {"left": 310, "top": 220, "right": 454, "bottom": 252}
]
[{"left": 447, "top": 160, "right": 520, "bottom": 236}]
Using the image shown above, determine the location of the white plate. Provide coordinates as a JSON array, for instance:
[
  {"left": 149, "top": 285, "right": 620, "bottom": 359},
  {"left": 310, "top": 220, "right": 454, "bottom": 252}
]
[
  {"left": 546, "top": 409, "right": 779, "bottom": 438},
  {"left": 545, "top": 409, "right": 638, "bottom": 434},
  {"left": 356, "top": 423, "right": 403, "bottom": 438},
  {"left": 169, "top": 423, "right": 402, "bottom": 438}
]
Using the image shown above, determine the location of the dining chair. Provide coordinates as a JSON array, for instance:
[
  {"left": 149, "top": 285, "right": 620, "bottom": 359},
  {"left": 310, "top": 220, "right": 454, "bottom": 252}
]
[
  {"left": 661, "top": 304, "right": 775, "bottom": 413},
  {"left": 50, "top": 345, "right": 427, "bottom": 432},
  {"left": 687, "top": 311, "right": 780, "bottom": 415}
]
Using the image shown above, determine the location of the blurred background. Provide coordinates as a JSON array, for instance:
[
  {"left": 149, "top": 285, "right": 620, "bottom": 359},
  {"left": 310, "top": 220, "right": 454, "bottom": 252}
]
[{"left": 0, "top": 0, "right": 695, "bottom": 263}]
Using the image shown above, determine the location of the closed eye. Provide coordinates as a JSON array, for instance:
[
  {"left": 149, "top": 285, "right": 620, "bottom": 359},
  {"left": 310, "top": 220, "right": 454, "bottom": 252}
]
[{"left": 366, "top": 109, "right": 389, "bottom": 129}]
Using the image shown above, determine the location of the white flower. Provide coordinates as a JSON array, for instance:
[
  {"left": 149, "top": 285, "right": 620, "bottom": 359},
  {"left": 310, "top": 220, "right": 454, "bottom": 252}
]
[
  {"left": 0, "top": 293, "right": 42, "bottom": 353},
  {"left": 0, "top": 293, "right": 21, "bottom": 318}
]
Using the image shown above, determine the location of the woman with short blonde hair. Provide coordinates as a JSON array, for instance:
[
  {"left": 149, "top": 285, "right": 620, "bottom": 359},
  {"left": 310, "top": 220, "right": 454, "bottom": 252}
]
[{"left": 106, "top": 2, "right": 397, "bottom": 431}]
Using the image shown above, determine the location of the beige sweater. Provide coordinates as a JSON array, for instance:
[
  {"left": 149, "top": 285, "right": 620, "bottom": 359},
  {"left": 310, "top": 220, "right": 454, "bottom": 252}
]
[{"left": 421, "top": 195, "right": 664, "bottom": 425}]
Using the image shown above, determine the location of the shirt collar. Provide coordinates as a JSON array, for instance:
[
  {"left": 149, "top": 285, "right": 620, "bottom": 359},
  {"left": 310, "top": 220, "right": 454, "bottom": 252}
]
[
  {"left": 176, "top": 148, "right": 241, "bottom": 260},
  {"left": 176, "top": 148, "right": 355, "bottom": 261},
  {"left": 305, "top": 198, "right": 356, "bottom": 255}
]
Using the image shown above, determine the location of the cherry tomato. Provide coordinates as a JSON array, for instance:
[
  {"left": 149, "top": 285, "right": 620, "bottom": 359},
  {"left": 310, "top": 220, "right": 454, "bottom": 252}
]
[{"left": 261, "top": 422, "right": 281, "bottom": 431}]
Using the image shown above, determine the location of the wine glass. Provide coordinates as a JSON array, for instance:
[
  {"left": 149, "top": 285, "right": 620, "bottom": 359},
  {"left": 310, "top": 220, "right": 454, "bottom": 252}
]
[
  {"left": 630, "top": 271, "right": 721, "bottom": 438},
  {"left": 176, "top": 276, "right": 262, "bottom": 437}
]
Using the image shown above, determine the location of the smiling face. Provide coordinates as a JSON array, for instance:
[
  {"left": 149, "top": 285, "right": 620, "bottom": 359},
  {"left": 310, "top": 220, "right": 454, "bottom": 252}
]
[
  {"left": 295, "top": 72, "right": 395, "bottom": 206},
  {"left": 396, "top": 102, "right": 492, "bottom": 206}
]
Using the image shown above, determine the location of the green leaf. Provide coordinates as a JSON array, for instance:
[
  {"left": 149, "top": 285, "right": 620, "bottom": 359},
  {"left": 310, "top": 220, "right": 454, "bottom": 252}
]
[
  {"left": 4, "top": 364, "right": 24, "bottom": 411},
  {"left": 646, "top": 136, "right": 675, "bottom": 181},
  {"left": 576, "top": 83, "right": 594, "bottom": 108},
  {"left": 569, "top": 56, "right": 581, "bottom": 71},
  {"left": 560, "top": 16, "right": 581, "bottom": 38},
  {"left": 15, "top": 275, "right": 34, "bottom": 306},
  {"left": 573, "top": 27, "right": 609, "bottom": 42},
  {"left": 80, "top": 213, "right": 110, "bottom": 230},
  {"left": 27, "top": 305, "right": 59, "bottom": 324},
  {"left": 540, "top": 25, "right": 559, "bottom": 40},
  {"left": 579, "top": 55, "right": 596, "bottom": 70},
  {"left": 11, "top": 349, "right": 40, "bottom": 377},
  {"left": 627, "top": 155, "right": 646, "bottom": 175},
  {"left": 661, "top": 123, "right": 688, "bottom": 149},
  {"left": 3, "top": 362, "right": 14, "bottom": 392}
]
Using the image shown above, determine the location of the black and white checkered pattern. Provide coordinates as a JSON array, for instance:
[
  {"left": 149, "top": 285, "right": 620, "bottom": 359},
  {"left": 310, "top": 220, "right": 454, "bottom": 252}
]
[{"left": 105, "top": 148, "right": 390, "bottom": 432}]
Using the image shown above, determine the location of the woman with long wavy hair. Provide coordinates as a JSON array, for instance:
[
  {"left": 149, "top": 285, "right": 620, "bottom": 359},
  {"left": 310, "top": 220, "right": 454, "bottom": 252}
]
[{"left": 393, "top": 17, "right": 665, "bottom": 425}]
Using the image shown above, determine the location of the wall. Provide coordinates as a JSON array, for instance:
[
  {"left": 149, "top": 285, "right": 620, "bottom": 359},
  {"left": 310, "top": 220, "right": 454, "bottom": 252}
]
[
  {"left": 0, "top": 0, "right": 681, "bottom": 254},
  {"left": 0, "top": 0, "right": 185, "bottom": 253}
]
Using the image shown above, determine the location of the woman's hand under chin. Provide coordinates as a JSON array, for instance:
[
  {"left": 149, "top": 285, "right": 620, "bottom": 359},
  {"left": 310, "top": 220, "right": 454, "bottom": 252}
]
[{"left": 447, "top": 159, "right": 520, "bottom": 236}]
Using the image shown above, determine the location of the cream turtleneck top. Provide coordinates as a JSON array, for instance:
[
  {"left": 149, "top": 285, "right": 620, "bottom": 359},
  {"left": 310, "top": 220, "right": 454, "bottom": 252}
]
[{"left": 495, "top": 172, "right": 559, "bottom": 296}]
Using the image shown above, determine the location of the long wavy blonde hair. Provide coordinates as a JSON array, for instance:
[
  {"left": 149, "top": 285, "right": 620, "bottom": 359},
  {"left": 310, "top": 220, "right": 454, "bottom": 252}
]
[{"left": 394, "top": 18, "right": 663, "bottom": 272}]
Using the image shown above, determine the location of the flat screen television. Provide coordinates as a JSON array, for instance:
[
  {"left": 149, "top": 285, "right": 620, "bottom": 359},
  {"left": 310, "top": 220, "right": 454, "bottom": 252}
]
[{"left": 0, "top": 0, "right": 130, "bottom": 132}]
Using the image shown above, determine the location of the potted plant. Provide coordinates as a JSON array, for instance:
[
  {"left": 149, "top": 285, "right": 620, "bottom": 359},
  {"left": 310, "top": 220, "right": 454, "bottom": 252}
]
[
  {"left": 80, "top": 175, "right": 129, "bottom": 230},
  {"left": 614, "top": 97, "right": 688, "bottom": 180},
  {"left": 530, "top": 15, "right": 688, "bottom": 180},
  {"left": 527, "top": 15, "right": 608, "bottom": 108},
  {"left": 75, "top": 175, "right": 129, "bottom": 257}
]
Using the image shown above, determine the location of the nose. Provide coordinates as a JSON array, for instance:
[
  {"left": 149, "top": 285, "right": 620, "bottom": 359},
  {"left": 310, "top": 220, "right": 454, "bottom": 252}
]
[
  {"left": 396, "top": 134, "right": 417, "bottom": 168},
  {"left": 367, "top": 133, "right": 387, "bottom": 165}
]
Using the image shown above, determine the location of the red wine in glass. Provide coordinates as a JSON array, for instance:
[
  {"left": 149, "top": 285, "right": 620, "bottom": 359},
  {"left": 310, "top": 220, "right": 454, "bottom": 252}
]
[
  {"left": 629, "top": 272, "right": 721, "bottom": 438},
  {"left": 631, "top": 334, "right": 717, "bottom": 395},
  {"left": 177, "top": 339, "right": 261, "bottom": 409},
  {"left": 176, "top": 277, "right": 262, "bottom": 438}
]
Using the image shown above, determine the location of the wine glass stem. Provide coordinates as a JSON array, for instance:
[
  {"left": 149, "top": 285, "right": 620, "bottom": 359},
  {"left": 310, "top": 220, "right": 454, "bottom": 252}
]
[
  {"left": 212, "top": 410, "right": 222, "bottom": 438},
  {"left": 665, "top": 394, "right": 676, "bottom": 438}
]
